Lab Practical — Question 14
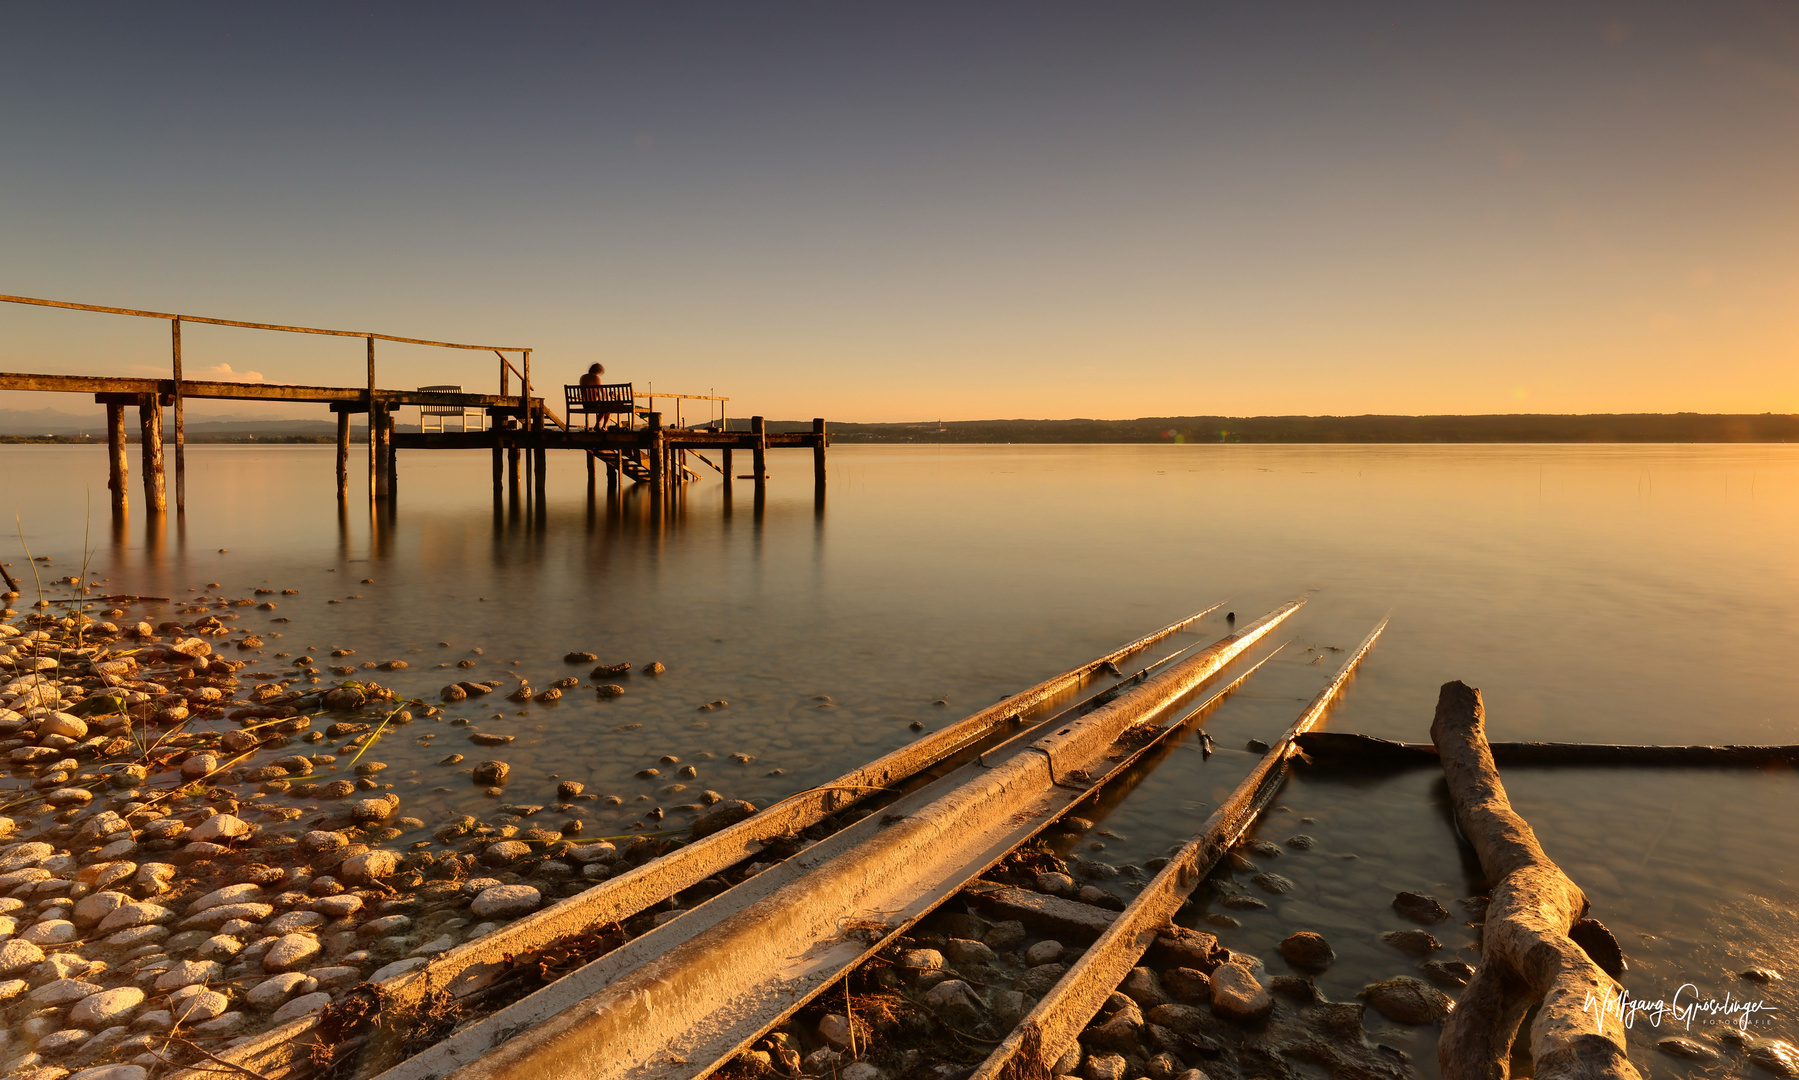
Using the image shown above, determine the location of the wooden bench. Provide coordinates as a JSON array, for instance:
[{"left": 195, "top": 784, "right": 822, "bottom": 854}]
[{"left": 565, "top": 382, "right": 636, "bottom": 429}]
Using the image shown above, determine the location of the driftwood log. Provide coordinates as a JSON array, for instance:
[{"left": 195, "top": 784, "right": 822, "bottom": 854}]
[
  {"left": 1298, "top": 730, "right": 1799, "bottom": 767},
  {"left": 1432, "top": 681, "right": 1642, "bottom": 1080}
]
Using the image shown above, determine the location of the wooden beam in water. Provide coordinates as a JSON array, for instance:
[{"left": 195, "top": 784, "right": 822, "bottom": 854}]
[
  {"left": 1296, "top": 730, "right": 1799, "bottom": 767},
  {"left": 751, "top": 414, "right": 767, "bottom": 493},
  {"left": 812, "top": 416, "right": 827, "bottom": 494}
]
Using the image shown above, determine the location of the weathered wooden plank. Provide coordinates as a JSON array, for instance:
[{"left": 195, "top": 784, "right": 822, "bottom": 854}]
[{"left": 0, "top": 371, "right": 526, "bottom": 407}]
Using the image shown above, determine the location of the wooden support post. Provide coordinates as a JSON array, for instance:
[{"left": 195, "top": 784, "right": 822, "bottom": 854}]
[
  {"left": 751, "top": 415, "right": 767, "bottom": 496},
  {"left": 105, "top": 403, "right": 129, "bottom": 514},
  {"left": 586, "top": 448, "right": 596, "bottom": 494},
  {"left": 336, "top": 410, "right": 351, "bottom": 501},
  {"left": 138, "top": 394, "right": 166, "bottom": 512},
  {"left": 374, "top": 405, "right": 391, "bottom": 500},
  {"left": 606, "top": 452, "right": 619, "bottom": 495},
  {"left": 507, "top": 442, "right": 521, "bottom": 500},
  {"left": 171, "top": 318, "right": 185, "bottom": 512},
  {"left": 492, "top": 440, "right": 504, "bottom": 501},
  {"left": 812, "top": 417, "right": 827, "bottom": 494},
  {"left": 722, "top": 447, "right": 733, "bottom": 495},
  {"left": 647, "top": 412, "right": 664, "bottom": 500},
  {"left": 532, "top": 407, "right": 547, "bottom": 503},
  {"left": 386, "top": 407, "right": 398, "bottom": 498},
  {"left": 366, "top": 336, "right": 377, "bottom": 504}
]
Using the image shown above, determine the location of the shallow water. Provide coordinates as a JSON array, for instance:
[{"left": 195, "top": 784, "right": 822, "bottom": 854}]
[{"left": 4, "top": 441, "right": 1795, "bottom": 1069}]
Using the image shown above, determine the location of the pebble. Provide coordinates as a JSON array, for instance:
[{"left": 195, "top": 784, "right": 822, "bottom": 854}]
[
  {"left": 341, "top": 850, "right": 398, "bottom": 883},
  {"left": 1655, "top": 1036, "right": 1720, "bottom": 1063},
  {"left": 152, "top": 959, "right": 222, "bottom": 992},
  {"left": 21, "top": 919, "right": 78, "bottom": 945},
  {"left": 69, "top": 987, "right": 144, "bottom": 1028},
  {"left": 248, "top": 972, "right": 319, "bottom": 1008},
  {"left": 262, "top": 934, "right": 322, "bottom": 973},
  {"left": 30, "top": 977, "right": 105, "bottom": 1005},
  {"left": 270, "top": 992, "right": 333, "bottom": 1025},
  {"left": 922, "top": 978, "right": 983, "bottom": 1027},
  {"left": 368, "top": 956, "right": 429, "bottom": 983},
  {"left": 1035, "top": 872, "right": 1076, "bottom": 897},
  {"left": 189, "top": 883, "right": 263, "bottom": 913},
  {"left": 1752, "top": 1041, "right": 1799, "bottom": 1078}
]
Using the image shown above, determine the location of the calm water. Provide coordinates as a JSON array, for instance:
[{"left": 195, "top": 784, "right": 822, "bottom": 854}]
[{"left": 4, "top": 442, "right": 1795, "bottom": 1071}]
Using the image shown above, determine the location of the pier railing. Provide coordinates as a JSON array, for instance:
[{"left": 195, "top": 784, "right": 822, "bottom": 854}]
[{"left": 0, "top": 292, "right": 532, "bottom": 511}]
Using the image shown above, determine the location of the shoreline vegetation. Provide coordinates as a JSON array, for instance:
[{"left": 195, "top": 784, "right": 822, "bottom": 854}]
[{"left": 2, "top": 412, "right": 1795, "bottom": 445}]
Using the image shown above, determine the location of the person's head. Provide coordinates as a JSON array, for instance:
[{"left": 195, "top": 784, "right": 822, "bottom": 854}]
[{"left": 588, "top": 363, "right": 604, "bottom": 376}]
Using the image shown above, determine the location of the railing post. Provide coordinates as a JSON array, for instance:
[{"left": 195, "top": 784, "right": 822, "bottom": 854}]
[
  {"left": 171, "top": 318, "right": 185, "bottom": 512},
  {"left": 366, "top": 335, "right": 377, "bottom": 504}
]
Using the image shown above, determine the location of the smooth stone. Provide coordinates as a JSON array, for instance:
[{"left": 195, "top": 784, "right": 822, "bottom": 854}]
[
  {"left": 152, "top": 959, "right": 222, "bottom": 992},
  {"left": 95, "top": 903, "right": 173, "bottom": 935},
  {"left": 1083, "top": 1052, "right": 1127, "bottom": 1080},
  {"left": 29, "top": 978, "right": 103, "bottom": 1005},
  {"left": 368, "top": 956, "right": 428, "bottom": 983},
  {"left": 943, "top": 938, "right": 997, "bottom": 967},
  {"left": 922, "top": 978, "right": 984, "bottom": 1028},
  {"left": 71, "top": 891, "right": 131, "bottom": 929},
  {"left": 247, "top": 972, "right": 319, "bottom": 1008},
  {"left": 188, "top": 883, "right": 263, "bottom": 913},
  {"left": 262, "top": 934, "right": 322, "bottom": 973},
  {"left": 68, "top": 1067, "right": 147, "bottom": 1080},
  {"left": 1751, "top": 1041, "right": 1799, "bottom": 1078},
  {"left": 1380, "top": 929, "right": 1441, "bottom": 956},
  {"left": 264, "top": 911, "right": 327, "bottom": 935},
  {"left": 186, "top": 814, "right": 248, "bottom": 844},
  {"left": 1655, "top": 1037, "right": 1720, "bottom": 1063},
  {"left": 22, "top": 919, "right": 79, "bottom": 945},
  {"left": 69, "top": 987, "right": 145, "bottom": 1029},
  {"left": 470, "top": 884, "right": 541, "bottom": 918}
]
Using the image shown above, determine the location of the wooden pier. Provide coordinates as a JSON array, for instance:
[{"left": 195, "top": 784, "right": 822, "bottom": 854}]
[{"left": 0, "top": 294, "right": 826, "bottom": 512}]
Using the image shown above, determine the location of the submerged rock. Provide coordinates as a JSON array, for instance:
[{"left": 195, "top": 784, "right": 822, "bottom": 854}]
[{"left": 1358, "top": 976, "right": 1452, "bottom": 1023}]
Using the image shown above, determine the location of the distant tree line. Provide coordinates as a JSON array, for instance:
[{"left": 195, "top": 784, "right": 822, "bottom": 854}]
[{"left": 820, "top": 413, "right": 1799, "bottom": 443}]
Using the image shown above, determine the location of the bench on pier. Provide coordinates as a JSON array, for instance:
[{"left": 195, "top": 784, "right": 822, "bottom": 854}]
[
  {"left": 566, "top": 382, "right": 636, "bottom": 430},
  {"left": 418, "top": 385, "right": 483, "bottom": 432}
]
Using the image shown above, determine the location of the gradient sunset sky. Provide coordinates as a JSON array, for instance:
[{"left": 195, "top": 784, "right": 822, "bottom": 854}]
[{"left": 2, "top": 2, "right": 1796, "bottom": 422}]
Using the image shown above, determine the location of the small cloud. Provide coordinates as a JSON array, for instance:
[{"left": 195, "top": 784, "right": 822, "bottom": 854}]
[{"left": 194, "top": 363, "right": 264, "bottom": 383}]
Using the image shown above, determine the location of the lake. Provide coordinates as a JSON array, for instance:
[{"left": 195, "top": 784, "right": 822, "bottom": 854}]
[{"left": 4, "top": 440, "right": 1795, "bottom": 1072}]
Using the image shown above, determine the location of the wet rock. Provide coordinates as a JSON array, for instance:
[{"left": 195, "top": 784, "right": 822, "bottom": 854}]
[
  {"left": 1162, "top": 968, "right": 1210, "bottom": 1003},
  {"left": 1391, "top": 891, "right": 1449, "bottom": 924},
  {"left": 644, "top": 661, "right": 666, "bottom": 675},
  {"left": 944, "top": 938, "right": 997, "bottom": 967},
  {"left": 471, "top": 884, "right": 541, "bottom": 918},
  {"left": 984, "top": 920, "right": 1027, "bottom": 951},
  {"left": 816, "top": 1012, "right": 855, "bottom": 1051},
  {"left": 1358, "top": 976, "right": 1452, "bottom": 1023},
  {"left": 1035, "top": 872, "right": 1076, "bottom": 897},
  {"left": 441, "top": 685, "right": 467, "bottom": 702},
  {"left": 1014, "top": 963, "right": 1068, "bottom": 998},
  {"left": 1742, "top": 967, "right": 1782, "bottom": 983},
  {"left": 270, "top": 991, "right": 333, "bottom": 1025},
  {"left": 1655, "top": 1036, "right": 1720, "bottom": 1063},
  {"left": 263, "top": 934, "right": 322, "bottom": 973},
  {"left": 923, "top": 978, "right": 984, "bottom": 1028},
  {"left": 1251, "top": 873, "right": 1295, "bottom": 895},
  {"left": 1418, "top": 959, "right": 1476, "bottom": 988},
  {"left": 1747, "top": 1041, "right": 1799, "bottom": 1079},
  {"left": 1209, "top": 962, "right": 1273, "bottom": 1024},
  {"left": 69, "top": 987, "right": 144, "bottom": 1029},
  {"left": 1278, "top": 932, "right": 1335, "bottom": 972},
  {"left": 556, "top": 781, "right": 584, "bottom": 801},
  {"left": 482, "top": 841, "right": 532, "bottom": 866},
  {"left": 1143, "top": 1053, "right": 1184, "bottom": 1080},
  {"left": 1380, "top": 929, "right": 1441, "bottom": 956},
  {"left": 188, "top": 814, "right": 249, "bottom": 844},
  {"left": 1119, "top": 966, "right": 1171, "bottom": 1008},
  {"left": 350, "top": 796, "right": 400, "bottom": 823},
  {"left": 899, "top": 948, "right": 945, "bottom": 974},
  {"left": 690, "top": 799, "right": 757, "bottom": 840},
  {"left": 1082, "top": 994, "right": 1144, "bottom": 1052},
  {"left": 340, "top": 850, "right": 398, "bottom": 883},
  {"left": 472, "top": 760, "right": 510, "bottom": 786}
]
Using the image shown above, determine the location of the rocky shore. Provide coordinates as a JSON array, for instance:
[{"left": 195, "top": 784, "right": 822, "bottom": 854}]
[{"left": 0, "top": 581, "right": 736, "bottom": 1080}]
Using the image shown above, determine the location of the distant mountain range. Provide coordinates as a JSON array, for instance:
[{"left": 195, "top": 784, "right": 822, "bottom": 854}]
[{"left": 2, "top": 407, "right": 1795, "bottom": 442}]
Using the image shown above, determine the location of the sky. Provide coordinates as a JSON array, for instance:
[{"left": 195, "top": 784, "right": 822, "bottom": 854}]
[{"left": 2, "top": 2, "right": 1796, "bottom": 423}]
